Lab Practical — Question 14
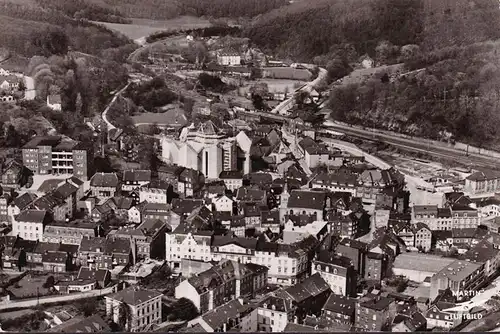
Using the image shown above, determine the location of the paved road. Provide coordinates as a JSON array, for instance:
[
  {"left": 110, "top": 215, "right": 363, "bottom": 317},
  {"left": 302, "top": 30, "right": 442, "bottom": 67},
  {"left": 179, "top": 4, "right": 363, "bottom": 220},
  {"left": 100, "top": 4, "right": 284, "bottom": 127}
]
[{"left": 101, "top": 83, "right": 131, "bottom": 131}]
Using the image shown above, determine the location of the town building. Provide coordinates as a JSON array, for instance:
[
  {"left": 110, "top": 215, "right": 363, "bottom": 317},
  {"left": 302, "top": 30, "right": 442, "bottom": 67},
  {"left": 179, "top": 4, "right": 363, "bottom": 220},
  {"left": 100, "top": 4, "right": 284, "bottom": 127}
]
[
  {"left": 105, "top": 287, "right": 163, "bottom": 332},
  {"left": 216, "top": 50, "right": 241, "bottom": 66},
  {"left": 354, "top": 294, "right": 396, "bottom": 332},
  {"left": 310, "top": 171, "right": 358, "bottom": 196},
  {"left": 12, "top": 209, "right": 49, "bottom": 241},
  {"left": 429, "top": 260, "right": 485, "bottom": 301},
  {"left": 43, "top": 220, "right": 99, "bottom": 245},
  {"left": 22, "top": 136, "right": 91, "bottom": 180},
  {"left": 322, "top": 294, "right": 355, "bottom": 326},
  {"left": 121, "top": 170, "right": 152, "bottom": 192},
  {"left": 298, "top": 137, "right": 343, "bottom": 169},
  {"left": 464, "top": 170, "right": 500, "bottom": 198},
  {"left": 46, "top": 94, "right": 62, "bottom": 111},
  {"left": 257, "top": 295, "right": 295, "bottom": 332},
  {"left": 90, "top": 173, "right": 120, "bottom": 202},
  {"left": 312, "top": 251, "right": 356, "bottom": 297},
  {"left": 175, "top": 260, "right": 268, "bottom": 314},
  {"left": 219, "top": 170, "right": 244, "bottom": 192}
]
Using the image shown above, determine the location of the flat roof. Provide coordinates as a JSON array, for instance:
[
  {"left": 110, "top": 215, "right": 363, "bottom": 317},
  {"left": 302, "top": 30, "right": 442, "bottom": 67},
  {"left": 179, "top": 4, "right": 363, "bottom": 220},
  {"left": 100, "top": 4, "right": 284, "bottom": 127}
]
[{"left": 393, "top": 253, "right": 456, "bottom": 273}]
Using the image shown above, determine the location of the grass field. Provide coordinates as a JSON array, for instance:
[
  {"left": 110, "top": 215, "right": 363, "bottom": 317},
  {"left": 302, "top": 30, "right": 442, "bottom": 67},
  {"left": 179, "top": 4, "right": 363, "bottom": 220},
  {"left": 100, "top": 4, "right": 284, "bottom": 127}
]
[
  {"left": 238, "top": 79, "right": 306, "bottom": 95},
  {"left": 95, "top": 16, "right": 212, "bottom": 40}
]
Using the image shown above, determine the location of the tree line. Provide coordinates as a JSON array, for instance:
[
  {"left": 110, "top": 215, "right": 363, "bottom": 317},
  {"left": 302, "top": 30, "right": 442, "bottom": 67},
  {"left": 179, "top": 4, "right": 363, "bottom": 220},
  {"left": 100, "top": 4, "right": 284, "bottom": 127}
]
[{"left": 146, "top": 26, "right": 242, "bottom": 44}]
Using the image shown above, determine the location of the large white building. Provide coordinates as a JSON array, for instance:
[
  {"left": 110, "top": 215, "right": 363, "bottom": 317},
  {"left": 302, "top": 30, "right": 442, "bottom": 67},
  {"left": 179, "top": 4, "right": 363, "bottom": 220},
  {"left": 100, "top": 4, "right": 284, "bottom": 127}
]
[
  {"left": 12, "top": 209, "right": 48, "bottom": 241},
  {"left": 161, "top": 121, "right": 252, "bottom": 179}
]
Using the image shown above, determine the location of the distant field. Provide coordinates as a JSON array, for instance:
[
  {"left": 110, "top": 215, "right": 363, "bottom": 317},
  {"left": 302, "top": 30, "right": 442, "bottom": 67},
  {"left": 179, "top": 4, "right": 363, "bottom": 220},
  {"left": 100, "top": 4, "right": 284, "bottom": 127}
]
[{"left": 95, "top": 16, "right": 212, "bottom": 40}]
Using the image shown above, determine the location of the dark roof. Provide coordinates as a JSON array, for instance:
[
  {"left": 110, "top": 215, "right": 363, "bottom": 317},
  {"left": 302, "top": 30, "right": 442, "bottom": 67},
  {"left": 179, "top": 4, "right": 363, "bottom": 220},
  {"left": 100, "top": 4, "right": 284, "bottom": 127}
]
[
  {"left": 466, "top": 170, "right": 500, "bottom": 182},
  {"left": 54, "top": 182, "right": 79, "bottom": 199},
  {"left": 312, "top": 171, "right": 358, "bottom": 186},
  {"left": 14, "top": 193, "right": 38, "bottom": 210},
  {"left": 15, "top": 209, "right": 46, "bottom": 223},
  {"left": 322, "top": 294, "right": 355, "bottom": 315},
  {"left": 287, "top": 189, "right": 327, "bottom": 211},
  {"left": 22, "top": 136, "right": 61, "bottom": 149},
  {"left": 235, "top": 186, "right": 266, "bottom": 202},
  {"left": 77, "top": 267, "right": 110, "bottom": 282},
  {"left": 360, "top": 295, "right": 394, "bottom": 311},
  {"left": 284, "top": 323, "right": 327, "bottom": 332},
  {"left": 171, "top": 198, "right": 203, "bottom": 215},
  {"left": 46, "top": 315, "right": 110, "bottom": 333},
  {"left": 90, "top": 173, "right": 119, "bottom": 188},
  {"left": 259, "top": 295, "right": 293, "bottom": 313},
  {"left": 280, "top": 273, "right": 330, "bottom": 303},
  {"left": 107, "top": 287, "right": 162, "bottom": 306},
  {"left": 42, "top": 251, "right": 68, "bottom": 264},
  {"left": 219, "top": 170, "right": 243, "bottom": 179},
  {"left": 298, "top": 137, "right": 330, "bottom": 155},
  {"left": 122, "top": 170, "right": 152, "bottom": 183},
  {"left": 112, "top": 196, "right": 133, "bottom": 210},
  {"left": 201, "top": 299, "right": 253, "bottom": 330}
]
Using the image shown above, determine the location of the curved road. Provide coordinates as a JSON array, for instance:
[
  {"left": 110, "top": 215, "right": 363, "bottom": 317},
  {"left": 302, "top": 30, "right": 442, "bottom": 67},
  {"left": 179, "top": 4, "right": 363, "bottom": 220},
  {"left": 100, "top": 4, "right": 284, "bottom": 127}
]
[{"left": 101, "top": 83, "right": 131, "bottom": 130}]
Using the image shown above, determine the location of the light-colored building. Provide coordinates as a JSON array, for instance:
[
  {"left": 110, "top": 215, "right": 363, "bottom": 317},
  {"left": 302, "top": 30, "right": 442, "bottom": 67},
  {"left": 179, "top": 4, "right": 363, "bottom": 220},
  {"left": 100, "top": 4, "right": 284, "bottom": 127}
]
[
  {"left": 22, "top": 136, "right": 91, "bottom": 180},
  {"left": 282, "top": 219, "right": 328, "bottom": 244},
  {"left": 122, "top": 170, "right": 151, "bottom": 192},
  {"left": 212, "top": 195, "right": 233, "bottom": 214},
  {"left": 392, "top": 252, "right": 455, "bottom": 282},
  {"left": 105, "top": 287, "right": 162, "bottom": 332},
  {"left": 298, "top": 137, "right": 343, "bottom": 169},
  {"left": 219, "top": 170, "right": 243, "bottom": 192},
  {"left": 257, "top": 296, "right": 295, "bottom": 332},
  {"left": 161, "top": 122, "right": 251, "bottom": 179},
  {"left": 46, "top": 94, "right": 62, "bottom": 111},
  {"left": 309, "top": 171, "right": 357, "bottom": 196},
  {"left": 464, "top": 170, "right": 500, "bottom": 198},
  {"left": 43, "top": 220, "right": 98, "bottom": 245},
  {"left": 90, "top": 173, "right": 119, "bottom": 202},
  {"left": 139, "top": 180, "right": 170, "bottom": 204},
  {"left": 312, "top": 251, "right": 356, "bottom": 296},
  {"left": 217, "top": 50, "right": 241, "bottom": 66},
  {"left": 429, "top": 260, "right": 485, "bottom": 301},
  {"left": 12, "top": 209, "right": 48, "bottom": 241}
]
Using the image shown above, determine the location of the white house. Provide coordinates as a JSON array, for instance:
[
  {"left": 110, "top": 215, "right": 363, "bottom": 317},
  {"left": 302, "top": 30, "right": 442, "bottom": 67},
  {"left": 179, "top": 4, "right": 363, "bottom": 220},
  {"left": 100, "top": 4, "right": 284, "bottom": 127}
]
[
  {"left": 216, "top": 50, "right": 241, "bottom": 66},
  {"left": 128, "top": 205, "right": 143, "bottom": 224},
  {"left": 12, "top": 209, "right": 47, "bottom": 241},
  {"left": 47, "top": 94, "right": 62, "bottom": 111},
  {"left": 213, "top": 195, "right": 233, "bottom": 214}
]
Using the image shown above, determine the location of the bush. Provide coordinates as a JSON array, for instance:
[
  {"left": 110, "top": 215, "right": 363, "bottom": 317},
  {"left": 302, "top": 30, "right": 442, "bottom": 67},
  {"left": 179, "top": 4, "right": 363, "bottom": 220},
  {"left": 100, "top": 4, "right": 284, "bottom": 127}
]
[{"left": 42, "top": 275, "right": 55, "bottom": 288}]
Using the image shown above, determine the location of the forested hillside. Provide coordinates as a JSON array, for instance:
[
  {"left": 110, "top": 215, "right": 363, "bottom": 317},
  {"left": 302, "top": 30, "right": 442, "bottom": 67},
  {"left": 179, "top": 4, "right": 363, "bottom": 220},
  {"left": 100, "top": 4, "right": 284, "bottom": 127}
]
[
  {"left": 83, "top": 0, "right": 289, "bottom": 20},
  {"left": 0, "top": 1, "right": 134, "bottom": 58},
  {"left": 245, "top": 0, "right": 500, "bottom": 148}
]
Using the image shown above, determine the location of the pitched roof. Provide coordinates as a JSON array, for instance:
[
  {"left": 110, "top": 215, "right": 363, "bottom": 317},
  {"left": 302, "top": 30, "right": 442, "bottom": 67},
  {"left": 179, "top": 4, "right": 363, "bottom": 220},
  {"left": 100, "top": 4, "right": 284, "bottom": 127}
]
[
  {"left": 122, "top": 170, "right": 152, "bottom": 183},
  {"left": 466, "top": 170, "right": 500, "bottom": 182},
  {"left": 107, "top": 287, "right": 162, "bottom": 306},
  {"left": 47, "top": 94, "right": 62, "bottom": 104},
  {"left": 90, "top": 173, "right": 119, "bottom": 188},
  {"left": 322, "top": 294, "right": 355, "bottom": 315},
  {"left": 201, "top": 299, "right": 254, "bottom": 330},
  {"left": 280, "top": 273, "right": 330, "bottom": 303},
  {"left": 77, "top": 267, "right": 110, "bottom": 282},
  {"left": 287, "top": 189, "right": 327, "bottom": 211},
  {"left": 219, "top": 170, "right": 243, "bottom": 179},
  {"left": 15, "top": 209, "right": 46, "bottom": 223},
  {"left": 14, "top": 192, "right": 38, "bottom": 210}
]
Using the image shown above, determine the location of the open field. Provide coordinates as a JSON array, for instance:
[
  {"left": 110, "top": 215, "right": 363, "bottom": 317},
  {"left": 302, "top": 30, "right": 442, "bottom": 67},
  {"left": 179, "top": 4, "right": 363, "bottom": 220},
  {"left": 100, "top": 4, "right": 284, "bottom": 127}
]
[
  {"left": 238, "top": 78, "right": 306, "bottom": 95},
  {"left": 8, "top": 274, "right": 52, "bottom": 299},
  {"left": 95, "top": 16, "right": 212, "bottom": 40}
]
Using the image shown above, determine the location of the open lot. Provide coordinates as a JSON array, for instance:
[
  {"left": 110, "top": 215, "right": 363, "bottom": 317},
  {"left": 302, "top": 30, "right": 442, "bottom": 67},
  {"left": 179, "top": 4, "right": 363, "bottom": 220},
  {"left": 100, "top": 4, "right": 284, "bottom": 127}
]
[
  {"left": 95, "top": 16, "right": 211, "bottom": 40},
  {"left": 8, "top": 273, "right": 53, "bottom": 299}
]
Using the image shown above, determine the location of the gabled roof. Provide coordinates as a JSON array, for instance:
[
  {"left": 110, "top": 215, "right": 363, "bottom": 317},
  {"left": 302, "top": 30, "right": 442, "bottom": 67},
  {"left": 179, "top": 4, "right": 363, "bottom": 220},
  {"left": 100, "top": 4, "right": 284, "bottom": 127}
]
[
  {"left": 322, "top": 294, "right": 355, "bottom": 315},
  {"left": 14, "top": 192, "right": 38, "bottom": 210},
  {"left": 90, "top": 173, "right": 119, "bottom": 188},
  {"left": 77, "top": 267, "right": 110, "bottom": 282},
  {"left": 279, "top": 273, "right": 330, "bottom": 303},
  {"left": 15, "top": 209, "right": 46, "bottom": 223},
  {"left": 107, "top": 287, "right": 162, "bottom": 306},
  {"left": 122, "top": 170, "right": 152, "bottom": 183},
  {"left": 287, "top": 189, "right": 327, "bottom": 211}
]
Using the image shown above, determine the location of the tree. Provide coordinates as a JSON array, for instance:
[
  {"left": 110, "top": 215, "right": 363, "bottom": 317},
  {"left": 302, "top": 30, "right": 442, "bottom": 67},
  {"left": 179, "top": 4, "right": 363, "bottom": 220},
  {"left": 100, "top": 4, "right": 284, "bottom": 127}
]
[
  {"left": 251, "top": 93, "right": 265, "bottom": 110},
  {"left": 5, "top": 125, "right": 21, "bottom": 148},
  {"left": 326, "top": 58, "right": 352, "bottom": 83},
  {"left": 117, "top": 301, "right": 133, "bottom": 331},
  {"left": 31, "top": 26, "right": 70, "bottom": 56},
  {"left": 168, "top": 298, "right": 199, "bottom": 321},
  {"left": 43, "top": 275, "right": 55, "bottom": 288},
  {"left": 18, "top": 80, "right": 26, "bottom": 92}
]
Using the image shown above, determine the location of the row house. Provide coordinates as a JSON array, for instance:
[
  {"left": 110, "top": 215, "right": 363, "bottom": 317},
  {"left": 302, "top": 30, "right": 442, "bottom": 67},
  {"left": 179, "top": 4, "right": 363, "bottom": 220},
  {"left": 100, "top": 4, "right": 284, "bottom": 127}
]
[
  {"left": 322, "top": 293, "right": 355, "bottom": 326},
  {"left": 42, "top": 220, "right": 100, "bottom": 245},
  {"left": 257, "top": 295, "right": 295, "bottom": 332},
  {"left": 139, "top": 180, "right": 172, "bottom": 204},
  {"left": 219, "top": 170, "right": 244, "bottom": 192},
  {"left": 78, "top": 236, "right": 132, "bottom": 270},
  {"left": 178, "top": 168, "right": 205, "bottom": 198},
  {"left": 175, "top": 259, "right": 268, "bottom": 314},
  {"left": 165, "top": 223, "right": 214, "bottom": 274},
  {"left": 281, "top": 189, "right": 328, "bottom": 222},
  {"left": 189, "top": 299, "right": 258, "bottom": 333},
  {"left": 462, "top": 239, "right": 500, "bottom": 278},
  {"left": 121, "top": 170, "right": 151, "bottom": 192},
  {"left": 90, "top": 172, "right": 120, "bottom": 202},
  {"left": 356, "top": 168, "right": 404, "bottom": 207},
  {"left": 212, "top": 235, "right": 318, "bottom": 286},
  {"left": 354, "top": 294, "right": 397, "bottom": 332},
  {"left": 312, "top": 250, "right": 357, "bottom": 297},
  {"left": 275, "top": 273, "right": 331, "bottom": 321},
  {"left": 392, "top": 221, "right": 432, "bottom": 252},
  {"left": 111, "top": 219, "right": 170, "bottom": 262},
  {"left": 451, "top": 205, "right": 480, "bottom": 229},
  {"left": 309, "top": 171, "right": 358, "bottom": 196}
]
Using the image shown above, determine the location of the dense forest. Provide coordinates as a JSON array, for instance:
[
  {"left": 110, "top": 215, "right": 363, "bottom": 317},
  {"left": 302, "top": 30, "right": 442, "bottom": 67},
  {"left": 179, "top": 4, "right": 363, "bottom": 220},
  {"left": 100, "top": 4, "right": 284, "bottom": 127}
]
[
  {"left": 86, "top": 0, "right": 289, "bottom": 20},
  {"left": 35, "top": 0, "right": 131, "bottom": 23},
  {"left": 242, "top": 0, "right": 500, "bottom": 148},
  {"left": 0, "top": 2, "right": 134, "bottom": 58}
]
